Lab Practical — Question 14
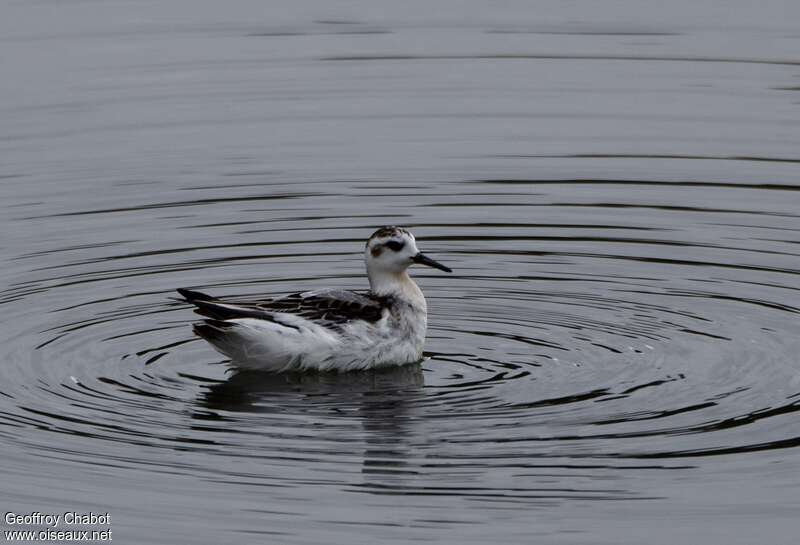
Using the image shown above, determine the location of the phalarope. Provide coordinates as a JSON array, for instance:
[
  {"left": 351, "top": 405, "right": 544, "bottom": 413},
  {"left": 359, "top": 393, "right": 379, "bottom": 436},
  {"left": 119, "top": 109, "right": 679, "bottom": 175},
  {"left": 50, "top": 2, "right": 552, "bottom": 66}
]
[{"left": 177, "top": 227, "right": 451, "bottom": 372}]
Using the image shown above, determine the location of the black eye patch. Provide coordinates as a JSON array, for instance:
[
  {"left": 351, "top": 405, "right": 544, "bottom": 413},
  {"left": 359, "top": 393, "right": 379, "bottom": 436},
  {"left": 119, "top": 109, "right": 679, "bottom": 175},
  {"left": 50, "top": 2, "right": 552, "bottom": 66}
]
[{"left": 385, "top": 240, "right": 405, "bottom": 252}]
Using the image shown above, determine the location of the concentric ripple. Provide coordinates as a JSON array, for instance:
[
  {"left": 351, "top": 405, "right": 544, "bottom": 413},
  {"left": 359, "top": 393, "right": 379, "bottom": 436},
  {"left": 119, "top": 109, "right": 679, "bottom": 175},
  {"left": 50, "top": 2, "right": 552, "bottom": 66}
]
[
  {"left": 2, "top": 176, "right": 800, "bottom": 518},
  {"left": 2, "top": 1, "right": 800, "bottom": 543}
]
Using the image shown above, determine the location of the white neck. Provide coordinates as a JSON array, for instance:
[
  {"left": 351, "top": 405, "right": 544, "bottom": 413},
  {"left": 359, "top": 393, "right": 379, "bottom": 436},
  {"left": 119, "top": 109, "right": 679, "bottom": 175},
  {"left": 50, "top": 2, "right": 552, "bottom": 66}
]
[{"left": 368, "top": 268, "right": 426, "bottom": 311}]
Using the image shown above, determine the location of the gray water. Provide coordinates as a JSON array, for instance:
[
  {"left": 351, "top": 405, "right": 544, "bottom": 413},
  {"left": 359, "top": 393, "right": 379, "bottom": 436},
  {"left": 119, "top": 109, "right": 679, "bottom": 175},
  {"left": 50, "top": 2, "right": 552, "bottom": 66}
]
[{"left": 2, "top": 1, "right": 800, "bottom": 543}]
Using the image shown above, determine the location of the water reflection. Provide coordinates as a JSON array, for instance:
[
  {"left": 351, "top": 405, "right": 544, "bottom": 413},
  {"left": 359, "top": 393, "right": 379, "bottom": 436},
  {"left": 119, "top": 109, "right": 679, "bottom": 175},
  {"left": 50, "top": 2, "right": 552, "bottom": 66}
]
[
  {"left": 199, "top": 364, "right": 424, "bottom": 491},
  {"left": 2, "top": 0, "right": 800, "bottom": 542},
  {"left": 199, "top": 364, "right": 425, "bottom": 413}
]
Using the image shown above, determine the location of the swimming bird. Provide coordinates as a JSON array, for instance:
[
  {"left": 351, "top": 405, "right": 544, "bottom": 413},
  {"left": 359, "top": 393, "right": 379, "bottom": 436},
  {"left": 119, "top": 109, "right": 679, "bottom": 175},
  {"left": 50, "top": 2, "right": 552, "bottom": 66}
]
[{"left": 177, "top": 227, "right": 452, "bottom": 372}]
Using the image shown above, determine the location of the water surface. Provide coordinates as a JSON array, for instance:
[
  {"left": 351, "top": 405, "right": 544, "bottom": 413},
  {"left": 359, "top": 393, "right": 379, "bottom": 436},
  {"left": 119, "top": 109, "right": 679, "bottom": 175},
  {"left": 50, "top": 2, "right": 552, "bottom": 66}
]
[{"left": 2, "top": 1, "right": 800, "bottom": 543}]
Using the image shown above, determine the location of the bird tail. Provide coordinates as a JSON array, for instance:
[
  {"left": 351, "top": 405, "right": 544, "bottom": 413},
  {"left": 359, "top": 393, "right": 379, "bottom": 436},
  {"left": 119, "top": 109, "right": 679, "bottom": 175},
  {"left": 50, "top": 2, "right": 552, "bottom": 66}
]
[
  {"left": 176, "top": 288, "right": 217, "bottom": 302},
  {"left": 176, "top": 287, "right": 335, "bottom": 371}
]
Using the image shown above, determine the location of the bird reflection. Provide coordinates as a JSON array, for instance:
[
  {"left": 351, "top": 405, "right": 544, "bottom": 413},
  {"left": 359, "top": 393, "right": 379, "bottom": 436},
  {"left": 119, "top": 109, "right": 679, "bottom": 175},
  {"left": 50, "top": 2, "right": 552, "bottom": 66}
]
[
  {"left": 196, "top": 363, "right": 425, "bottom": 490},
  {"left": 199, "top": 363, "right": 424, "bottom": 411}
]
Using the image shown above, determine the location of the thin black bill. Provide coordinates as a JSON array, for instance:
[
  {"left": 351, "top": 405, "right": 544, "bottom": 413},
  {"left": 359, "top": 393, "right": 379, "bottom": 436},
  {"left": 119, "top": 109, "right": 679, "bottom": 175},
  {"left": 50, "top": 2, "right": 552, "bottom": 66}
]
[{"left": 412, "top": 252, "right": 452, "bottom": 273}]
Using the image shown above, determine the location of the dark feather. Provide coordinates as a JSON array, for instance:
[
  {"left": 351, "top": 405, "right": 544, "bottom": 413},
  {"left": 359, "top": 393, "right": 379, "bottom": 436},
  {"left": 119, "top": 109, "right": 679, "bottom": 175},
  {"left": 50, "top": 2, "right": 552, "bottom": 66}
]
[
  {"left": 177, "top": 287, "right": 390, "bottom": 331},
  {"left": 256, "top": 289, "right": 390, "bottom": 325},
  {"left": 192, "top": 319, "right": 232, "bottom": 342},
  {"left": 177, "top": 288, "right": 217, "bottom": 302}
]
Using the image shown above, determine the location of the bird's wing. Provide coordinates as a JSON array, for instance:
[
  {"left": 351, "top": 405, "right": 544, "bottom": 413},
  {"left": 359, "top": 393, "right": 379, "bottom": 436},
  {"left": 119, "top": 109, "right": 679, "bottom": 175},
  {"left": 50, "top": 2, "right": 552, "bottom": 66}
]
[{"left": 177, "top": 288, "right": 389, "bottom": 329}]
